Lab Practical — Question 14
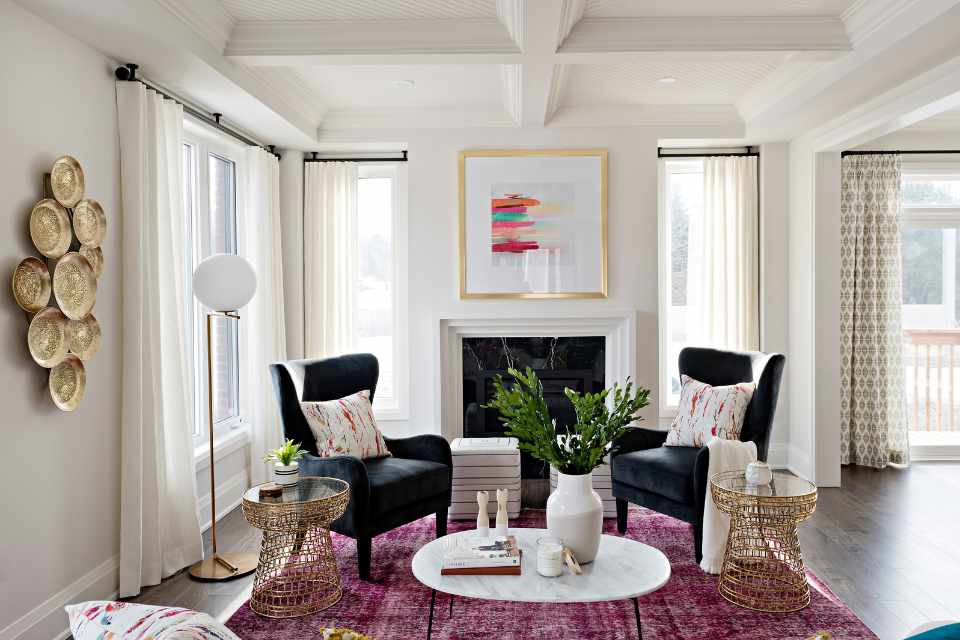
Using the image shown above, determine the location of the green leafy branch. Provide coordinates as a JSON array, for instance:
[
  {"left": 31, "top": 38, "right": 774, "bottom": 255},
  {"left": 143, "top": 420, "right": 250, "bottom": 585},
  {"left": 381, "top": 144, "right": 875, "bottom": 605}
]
[{"left": 485, "top": 367, "right": 650, "bottom": 475}]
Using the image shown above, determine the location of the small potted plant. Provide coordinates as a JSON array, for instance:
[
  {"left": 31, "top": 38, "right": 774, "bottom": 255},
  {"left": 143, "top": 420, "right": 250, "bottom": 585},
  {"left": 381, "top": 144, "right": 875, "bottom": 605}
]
[
  {"left": 487, "top": 367, "right": 649, "bottom": 563},
  {"left": 263, "top": 439, "right": 306, "bottom": 488}
]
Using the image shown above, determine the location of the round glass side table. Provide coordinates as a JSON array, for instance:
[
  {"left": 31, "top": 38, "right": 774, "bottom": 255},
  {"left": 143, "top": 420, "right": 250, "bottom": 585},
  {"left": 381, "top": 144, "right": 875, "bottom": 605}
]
[
  {"left": 241, "top": 477, "right": 350, "bottom": 618},
  {"left": 710, "top": 470, "right": 817, "bottom": 613}
]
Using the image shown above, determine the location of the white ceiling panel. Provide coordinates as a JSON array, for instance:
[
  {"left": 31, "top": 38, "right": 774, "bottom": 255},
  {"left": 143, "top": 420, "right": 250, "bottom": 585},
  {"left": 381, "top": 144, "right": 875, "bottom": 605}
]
[
  {"left": 221, "top": 0, "right": 497, "bottom": 22},
  {"left": 584, "top": 0, "right": 860, "bottom": 18},
  {"left": 289, "top": 65, "right": 503, "bottom": 110},
  {"left": 563, "top": 59, "right": 789, "bottom": 106}
]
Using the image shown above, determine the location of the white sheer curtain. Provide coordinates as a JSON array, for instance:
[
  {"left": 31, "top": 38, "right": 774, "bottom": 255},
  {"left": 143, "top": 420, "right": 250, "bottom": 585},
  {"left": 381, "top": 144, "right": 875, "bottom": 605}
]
[
  {"left": 304, "top": 162, "right": 358, "bottom": 357},
  {"left": 687, "top": 156, "right": 759, "bottom": 351},
  {"left": 242, "top": 147, "right": 287, "bottom": 485},
  {"left": 116, "top": 82, "right": 202, "bottom": 597}
]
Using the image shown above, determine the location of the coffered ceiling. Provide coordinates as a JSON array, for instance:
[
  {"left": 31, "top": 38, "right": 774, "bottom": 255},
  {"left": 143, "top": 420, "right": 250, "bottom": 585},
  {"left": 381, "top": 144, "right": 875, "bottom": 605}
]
[{"left": 15, "top": 0, "right": 960, "bottom": 147}]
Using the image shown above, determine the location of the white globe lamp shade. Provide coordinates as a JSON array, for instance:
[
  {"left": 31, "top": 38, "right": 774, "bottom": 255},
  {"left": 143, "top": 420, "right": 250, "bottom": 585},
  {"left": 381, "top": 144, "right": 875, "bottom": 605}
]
[{"left": 193, "top": 254, "right": 257, "bottom": 312}]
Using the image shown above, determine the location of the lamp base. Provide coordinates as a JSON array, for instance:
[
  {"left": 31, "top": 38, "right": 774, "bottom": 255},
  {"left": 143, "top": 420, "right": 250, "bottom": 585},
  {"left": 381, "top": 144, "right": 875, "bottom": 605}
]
[{"left": 188, "top": 552, "right": 258, "bottom": 581}]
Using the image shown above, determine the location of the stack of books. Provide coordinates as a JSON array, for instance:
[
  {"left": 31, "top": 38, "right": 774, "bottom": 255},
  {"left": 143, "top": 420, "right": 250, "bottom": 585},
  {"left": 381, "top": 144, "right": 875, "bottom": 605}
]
[{"left": 440, "top": 535, "right": 521, "bottom": 576}]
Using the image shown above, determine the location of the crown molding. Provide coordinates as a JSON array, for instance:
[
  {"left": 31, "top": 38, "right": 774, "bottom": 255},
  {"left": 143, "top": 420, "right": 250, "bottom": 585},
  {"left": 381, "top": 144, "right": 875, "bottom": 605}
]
[
  {"left": 560, "top": 16, "right": 851, "bottom": 53},
  {"left": 496, "top": 0, "right": 524, "bottom": 49},
  {"left": 544, "top": 64, "right": 569, "bottom": 124},
  {"left": 320, "top": 107, "right": 518, "bottom": 130},
  {"left": 557, "top": 0, "right": 586, "bottom": 48},
  {"left": 153, "top": 0, "right": 235, "bottom": 52},
  {"left": 243, "top": 67, "right": 327, "bottom": 129},
  {"left": 550, "top": 104, "right": 743, "bottom": 128},
  {"left": 841, "top": 0, "right": 922, "bottom": 47},
  {"left": 225, "top": 18, "right": 520, "bottom": 64}
]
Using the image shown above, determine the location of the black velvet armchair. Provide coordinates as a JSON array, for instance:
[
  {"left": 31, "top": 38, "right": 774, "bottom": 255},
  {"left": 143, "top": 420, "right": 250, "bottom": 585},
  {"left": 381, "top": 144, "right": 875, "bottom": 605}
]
[
  {"left": 269, "top": 354, "right": 452, "bottom": 580},
  {"left": 611, "top": 347, "right": 785, "bottom": 563}
]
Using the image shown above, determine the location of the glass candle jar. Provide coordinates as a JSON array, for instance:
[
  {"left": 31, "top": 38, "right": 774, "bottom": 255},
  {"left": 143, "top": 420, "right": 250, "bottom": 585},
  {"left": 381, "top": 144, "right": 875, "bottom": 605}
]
[{"left": 537, "top": 535, "right": 564, "bottom": 577}]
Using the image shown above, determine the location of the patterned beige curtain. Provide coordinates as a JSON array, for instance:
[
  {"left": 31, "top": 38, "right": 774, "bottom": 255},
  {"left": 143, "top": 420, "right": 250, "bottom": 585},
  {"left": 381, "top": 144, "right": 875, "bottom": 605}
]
[{"left": 840, "top": 154, "right": 910, "bottom": 468}]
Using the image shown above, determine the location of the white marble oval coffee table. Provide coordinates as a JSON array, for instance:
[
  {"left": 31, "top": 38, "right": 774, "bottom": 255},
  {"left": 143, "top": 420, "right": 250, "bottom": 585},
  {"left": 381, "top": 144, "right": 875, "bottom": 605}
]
[{"left": 411, "top": 528, "right": 671, "bottom": 638}]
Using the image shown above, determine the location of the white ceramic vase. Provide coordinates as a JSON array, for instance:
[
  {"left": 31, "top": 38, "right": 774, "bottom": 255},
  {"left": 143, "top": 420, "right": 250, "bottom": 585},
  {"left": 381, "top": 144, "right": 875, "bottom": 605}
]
[
  {"left": 745, "top": 460, "right": 772, "bottom": 486},
  {"left": 546, "top": 471, "right": 603, "bottom": 563},
  {"left": 272, "top": 461, "right": 299, "bottom": 487}
]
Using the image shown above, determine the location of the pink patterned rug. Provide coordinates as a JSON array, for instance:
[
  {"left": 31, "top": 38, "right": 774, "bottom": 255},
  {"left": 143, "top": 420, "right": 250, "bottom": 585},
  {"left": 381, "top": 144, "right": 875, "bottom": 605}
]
[{"left": 225, "top": 508, "right": 877, "bottom": 640}]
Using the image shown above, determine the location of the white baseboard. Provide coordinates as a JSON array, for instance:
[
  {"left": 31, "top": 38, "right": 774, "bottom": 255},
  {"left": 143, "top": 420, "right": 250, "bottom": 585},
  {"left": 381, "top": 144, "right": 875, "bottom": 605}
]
[
  {"left": 0, "top": 554, "right": 118, "bottom": 640},
  {"left": 786, "top": 444, "right": 814, "bottom": 481},
  {"left": 197, "top": 469, "right": 249, "bottom": 533},
  {"left": 911, "top": 444, "right": 960, "bottom": 461}
]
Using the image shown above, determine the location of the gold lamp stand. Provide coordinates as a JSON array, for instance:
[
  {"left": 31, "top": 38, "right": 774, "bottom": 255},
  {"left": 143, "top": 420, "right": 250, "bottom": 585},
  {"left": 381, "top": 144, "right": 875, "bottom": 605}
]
[{"left": 189, "top": 311, "right": 258, "bottom": 581}]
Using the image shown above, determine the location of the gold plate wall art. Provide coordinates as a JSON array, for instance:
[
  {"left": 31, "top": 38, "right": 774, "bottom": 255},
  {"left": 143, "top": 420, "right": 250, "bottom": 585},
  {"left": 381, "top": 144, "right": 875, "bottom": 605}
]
[
  {"left": 12, "top": 257, "right": 51, "bottom": 312},
  {"left": 29, "top": 199, "right": 72, "bottom": 258},
  {"left": 73, "top": 199, "right": 106, "bottom": 247},
  {"left": 49, "top": 353, "right": 85, "bottom": 411},
  {"left": 68, "top": 314, "right": 101, "bottom": 360},
  {"left": 79, "top": 246, "right": 104, "bottom": 278},
  {"left": 50, "top": 155, "right": 85, "bottom": 207},
  {"left": 53, "top": 252, "right": 97, "bottom": 320},
  {"left": 27, "top": 307, "right": 71, "bottom": 368}
]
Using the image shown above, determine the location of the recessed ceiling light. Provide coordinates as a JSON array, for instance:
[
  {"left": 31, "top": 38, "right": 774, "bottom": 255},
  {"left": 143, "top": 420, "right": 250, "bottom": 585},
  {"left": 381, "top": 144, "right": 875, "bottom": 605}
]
[
  {"left": 392, "top": 79, "right": 416, "bottom": 89},
  {"left": 657, "top": 77, "right": 678, "bottom": 84}
]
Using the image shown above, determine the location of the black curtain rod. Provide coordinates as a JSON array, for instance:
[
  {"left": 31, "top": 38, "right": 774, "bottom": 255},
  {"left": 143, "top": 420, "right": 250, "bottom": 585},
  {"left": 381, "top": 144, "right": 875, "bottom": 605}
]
[
  {"left": 842, "top": 149, "right": 960, "bottom": 157},
  {"left": 658, "top": 147, "right": 758, "bottom": 158},
  {"left": 114, "top": 63, "right": 281, "bottom": 160},
  {"left": 305, "top": 150, "right": 408, "bottom": 163}
]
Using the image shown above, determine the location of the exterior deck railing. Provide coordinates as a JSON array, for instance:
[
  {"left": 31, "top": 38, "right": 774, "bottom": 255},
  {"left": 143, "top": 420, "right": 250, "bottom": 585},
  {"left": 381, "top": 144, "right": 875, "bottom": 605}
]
[{"left": 904, "top": 328, "right": 960, "bottom": 432}]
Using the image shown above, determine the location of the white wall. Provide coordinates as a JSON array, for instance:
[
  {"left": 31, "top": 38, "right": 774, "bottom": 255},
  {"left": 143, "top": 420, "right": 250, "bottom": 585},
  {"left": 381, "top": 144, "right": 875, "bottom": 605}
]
[
  {"left": 283, "top": 127, "right": 792, "bottom": 466},
  {"left": 0, "top": 2, "right": 121, "bottom": 638}
]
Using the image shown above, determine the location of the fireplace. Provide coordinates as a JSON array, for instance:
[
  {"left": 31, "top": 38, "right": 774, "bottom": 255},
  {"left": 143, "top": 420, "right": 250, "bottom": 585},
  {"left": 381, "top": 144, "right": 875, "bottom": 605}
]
[{"left": 461, "top": 336, "right": 605, "bottom": 479}]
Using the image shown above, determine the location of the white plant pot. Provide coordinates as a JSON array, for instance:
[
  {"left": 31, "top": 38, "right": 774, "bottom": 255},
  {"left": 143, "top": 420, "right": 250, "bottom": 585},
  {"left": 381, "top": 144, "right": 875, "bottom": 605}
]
[
  {"left": 745, "top": 461, "right": 773, "bottom": 486},
  {"left": 546, "top": 471, "right": 603, "bottom": 564},
  {"left": 272, "top": 462, "right": 299, "bottom": 487}
]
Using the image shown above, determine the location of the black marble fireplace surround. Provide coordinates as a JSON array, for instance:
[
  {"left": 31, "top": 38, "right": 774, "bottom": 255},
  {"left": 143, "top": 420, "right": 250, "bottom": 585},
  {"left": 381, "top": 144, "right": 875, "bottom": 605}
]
[{"left": 462, "top": 336, "right": 605, "bottom": 479}]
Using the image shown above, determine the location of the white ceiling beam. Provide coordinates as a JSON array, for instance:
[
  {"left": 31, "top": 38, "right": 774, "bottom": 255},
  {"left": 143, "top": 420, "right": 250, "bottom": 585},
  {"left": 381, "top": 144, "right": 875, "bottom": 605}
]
[
  {"left": 513, "top": 0, "right": 584, "bottom": 127},
  {"left": 225, "top": 19, "right": 520, "bottom": 65},
  {"left": 560, "top": 16, "right": 851, "bottom": 56}
]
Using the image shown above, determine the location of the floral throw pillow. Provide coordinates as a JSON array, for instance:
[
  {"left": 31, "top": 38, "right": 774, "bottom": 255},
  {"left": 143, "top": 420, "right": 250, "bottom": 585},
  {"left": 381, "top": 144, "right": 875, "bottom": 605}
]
[
  {"left": 300, "top": 390, "right": 391, "bottom": 459},
  {"left": 65, "top": 601, "right": 240, "bottom": 640},
  {"left": 665, "top": 375, "right": 756, "bottom": 447}
]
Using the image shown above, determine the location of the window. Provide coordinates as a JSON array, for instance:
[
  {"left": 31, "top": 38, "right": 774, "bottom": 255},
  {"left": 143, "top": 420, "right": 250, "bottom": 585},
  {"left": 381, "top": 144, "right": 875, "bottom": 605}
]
[
  {"left": 659, "top": 159, "right": 704, "bottom": 412},
  {"left": 354, "top": 165, "right": 408, "bottom": 417},
  {"left": 182, "top": 123, "right": 245, "bottom": 440},
  {"left": 900, "top": 166, "right": 960, "bottom": 438}
]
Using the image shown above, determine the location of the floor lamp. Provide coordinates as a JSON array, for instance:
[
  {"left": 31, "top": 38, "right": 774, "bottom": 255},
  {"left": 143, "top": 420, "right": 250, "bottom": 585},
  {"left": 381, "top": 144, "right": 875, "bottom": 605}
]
[{"left": 189, "top": 253, "right": 259, "bottom": 581}]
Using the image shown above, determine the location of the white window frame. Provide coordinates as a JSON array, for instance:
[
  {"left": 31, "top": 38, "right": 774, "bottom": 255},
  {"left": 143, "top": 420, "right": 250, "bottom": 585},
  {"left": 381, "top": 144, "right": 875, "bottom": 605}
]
[
  {"left": 356, "top": 163, "right": 409, "bottom": 421},
  {"left": 657, "top": 158, "right": 704, "bottom": 418},
  {"left": 183, "top": 117, "right": 248, "bottom": 447}
]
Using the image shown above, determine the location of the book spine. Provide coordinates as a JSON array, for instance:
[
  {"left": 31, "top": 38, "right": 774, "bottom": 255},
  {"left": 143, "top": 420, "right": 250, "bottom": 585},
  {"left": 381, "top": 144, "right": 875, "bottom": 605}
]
[
  {"left": 441, "top": 565, "right": 522, "bottom": 576},
  {"left": 441, "top": 556, "right": 520, "bottom": 569}
]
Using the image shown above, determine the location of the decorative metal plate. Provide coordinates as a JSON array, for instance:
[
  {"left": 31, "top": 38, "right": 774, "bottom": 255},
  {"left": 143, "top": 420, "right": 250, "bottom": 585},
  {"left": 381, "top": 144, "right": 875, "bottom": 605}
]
[
  {"left": 50, "top": 155, "right": 85, "bottom": 208},
  {"left": 69, "top": 314, "right": 101, "bottom": 361},
  {"left": 53, "top": 252, "right": 97, "bottom": 320},
  {"left": 12, "top": 257, "right": 51, "bottom": 313},
  {"left": 73, "top": 199, "right": 106, "bottom": 247},
  {"left": 49, "top": 354, "right": 86, "bottom": 411},
  {"left": 29, "top": 199, "right": 72, "bottom": 258},
  {"left": 79, "top": 246, "right": 104, "bottom": 279},
  {"left": 27, "top": 307, "right": 71, "bottom": 368}
]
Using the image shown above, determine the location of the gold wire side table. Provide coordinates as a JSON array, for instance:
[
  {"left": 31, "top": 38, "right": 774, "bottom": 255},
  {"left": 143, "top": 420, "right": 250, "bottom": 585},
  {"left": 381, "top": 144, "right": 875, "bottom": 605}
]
[
  {"left": 241, "top": 477, "right": 350, "bottom": 618},
  {"left": 710, "top": 470, "right": 818, "bottom": 613}
]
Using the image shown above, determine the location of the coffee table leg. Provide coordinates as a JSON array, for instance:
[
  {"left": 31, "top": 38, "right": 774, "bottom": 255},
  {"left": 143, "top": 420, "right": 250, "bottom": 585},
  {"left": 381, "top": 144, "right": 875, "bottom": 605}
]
[
  {"left": 633, "top": 597, "right": 642, "bottom": 639},
  {"left": 449, "top": 593, "right": 454, "bottom": 617},
  {"left": 426, "top": 589, "right": 436, "bottom": 640}
]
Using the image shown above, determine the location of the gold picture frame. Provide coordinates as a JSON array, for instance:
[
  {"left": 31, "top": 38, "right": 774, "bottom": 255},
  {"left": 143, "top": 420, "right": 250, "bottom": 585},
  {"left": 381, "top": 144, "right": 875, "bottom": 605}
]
[{"left": 458, "top": 149, "right": 608, "bottom": 299}]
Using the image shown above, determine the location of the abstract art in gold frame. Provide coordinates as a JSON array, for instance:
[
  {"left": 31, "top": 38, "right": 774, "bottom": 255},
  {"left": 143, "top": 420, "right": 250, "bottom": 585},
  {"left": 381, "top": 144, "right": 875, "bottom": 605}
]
[{"left": 459, "top": 149, "right": 608, "bottom": 299}]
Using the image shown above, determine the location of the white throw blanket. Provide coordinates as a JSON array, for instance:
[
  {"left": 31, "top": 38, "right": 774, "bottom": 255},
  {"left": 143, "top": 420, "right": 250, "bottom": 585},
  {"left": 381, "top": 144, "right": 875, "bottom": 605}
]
[{"left": 699, "top": 438, "right": 757, "bottom": 574}]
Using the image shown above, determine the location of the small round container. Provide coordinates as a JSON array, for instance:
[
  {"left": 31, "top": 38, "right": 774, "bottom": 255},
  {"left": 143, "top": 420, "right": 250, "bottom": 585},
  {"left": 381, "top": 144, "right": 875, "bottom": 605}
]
[{"left": 536, "top": 535, "right": 564, "bottom": 578}]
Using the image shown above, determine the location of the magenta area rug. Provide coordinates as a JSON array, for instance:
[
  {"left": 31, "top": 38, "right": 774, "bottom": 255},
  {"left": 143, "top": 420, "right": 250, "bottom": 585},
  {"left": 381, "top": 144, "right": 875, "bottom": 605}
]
[{"left": 226, "top": 509, "right": 876, "bottom": 640}]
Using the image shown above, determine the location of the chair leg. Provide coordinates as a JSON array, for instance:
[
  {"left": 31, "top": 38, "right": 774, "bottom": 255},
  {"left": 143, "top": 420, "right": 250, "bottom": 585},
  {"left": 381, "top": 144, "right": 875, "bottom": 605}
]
[
  {"left": 616, "top": 498, "right": 628, "bottom": 534},
  {"left": 693, "top": 519, "right": 704, "bottom": 565},
  {"left": 358, "top": 536, "right": 372, "bottom": 581},
  {"left": 436, "top": 508, "right": 448, "bottom": 538}
]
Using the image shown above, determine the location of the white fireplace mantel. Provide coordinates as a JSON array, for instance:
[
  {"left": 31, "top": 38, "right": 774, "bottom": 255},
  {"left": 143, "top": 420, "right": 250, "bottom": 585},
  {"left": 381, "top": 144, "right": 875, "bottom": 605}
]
[{"left": 436, "top": 310, "right": 638, "bottom": 442}]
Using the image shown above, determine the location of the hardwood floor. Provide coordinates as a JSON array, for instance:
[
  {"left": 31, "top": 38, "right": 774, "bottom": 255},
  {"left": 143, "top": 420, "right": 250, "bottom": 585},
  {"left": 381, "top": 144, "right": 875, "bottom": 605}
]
[
  {"left": 801, "top": 461, "right": 960, "bottom": 640},
  {"left": 131, "top": 462, "right": 960, "bottom": 640}
]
